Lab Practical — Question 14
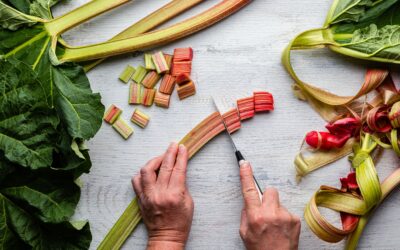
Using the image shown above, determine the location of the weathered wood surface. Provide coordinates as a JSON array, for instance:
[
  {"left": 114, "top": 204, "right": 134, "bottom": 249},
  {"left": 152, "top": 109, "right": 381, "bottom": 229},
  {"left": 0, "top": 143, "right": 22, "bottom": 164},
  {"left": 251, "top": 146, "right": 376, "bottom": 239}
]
[{"left": 53, "top": 0, "right": 400, "bottom": 249}]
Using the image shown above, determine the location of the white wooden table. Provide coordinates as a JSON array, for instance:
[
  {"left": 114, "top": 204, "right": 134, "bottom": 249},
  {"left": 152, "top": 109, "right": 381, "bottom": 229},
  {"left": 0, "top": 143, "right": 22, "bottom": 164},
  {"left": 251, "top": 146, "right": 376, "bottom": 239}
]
[{"left": 54, "top": 1, "right": 400, "bottom": 249}]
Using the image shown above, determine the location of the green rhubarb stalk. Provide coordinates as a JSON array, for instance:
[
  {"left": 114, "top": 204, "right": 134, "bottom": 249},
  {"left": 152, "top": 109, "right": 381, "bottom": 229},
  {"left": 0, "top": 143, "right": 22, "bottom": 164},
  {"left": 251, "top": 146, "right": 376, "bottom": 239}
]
[
  {"left": 58, "top": 0, "right": 252, "bottom": 62},
  {"left": 97, "top": 198, "right": 141, "bottom": 250},
  {"left": 346, "top": 168, "right": 400, "bottom": 250},
  {"left": 83, "top": 0, "right": 204, "bottom": 71},
  {"left": 45, "top": 0, "right": 129, "bottom": 36}
]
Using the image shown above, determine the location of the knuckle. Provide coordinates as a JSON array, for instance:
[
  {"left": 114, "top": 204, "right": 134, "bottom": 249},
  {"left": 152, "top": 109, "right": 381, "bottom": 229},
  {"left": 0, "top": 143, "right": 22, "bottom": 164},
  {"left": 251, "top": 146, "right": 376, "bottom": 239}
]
[
  {"left": 244, "top": 187, "right": 257, "bottom": 195},
  {"left": 160, "top": 164, "right": 173, "bottom": 172},
  {"left": 239, "top": 227, "right": 247, "bottom": 239},
  {"left": 165, "top": 196, "right": 180, "bottom": 207},
  {"left": 248, "top": 214, "right": 265, "bottom": 229},
  {"left": 292, "top": 215, "right": 301, "bottom": 224},
  {"left": 140, "top": 167, "right": 148, "bottom": 176}
]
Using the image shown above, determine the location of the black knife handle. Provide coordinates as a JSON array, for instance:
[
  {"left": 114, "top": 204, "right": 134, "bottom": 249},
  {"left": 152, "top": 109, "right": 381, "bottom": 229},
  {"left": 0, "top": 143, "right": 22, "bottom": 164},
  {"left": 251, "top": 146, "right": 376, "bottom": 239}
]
[
  {"left": 235, "top": 150, "right": 264, "bottom": 196},
  {"left": 235, "top": 150, "right": 245, "bottom": 162}
]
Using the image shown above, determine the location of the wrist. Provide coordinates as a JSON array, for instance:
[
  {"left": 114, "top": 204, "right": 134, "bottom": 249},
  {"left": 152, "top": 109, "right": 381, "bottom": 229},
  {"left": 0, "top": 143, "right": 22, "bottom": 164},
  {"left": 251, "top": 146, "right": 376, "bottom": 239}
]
[
  {"left": 147, "top": 240, "right": 185, "bottom": 250},
  {"left": 147, "top": 231, "right": 188, "bottom": 250}
]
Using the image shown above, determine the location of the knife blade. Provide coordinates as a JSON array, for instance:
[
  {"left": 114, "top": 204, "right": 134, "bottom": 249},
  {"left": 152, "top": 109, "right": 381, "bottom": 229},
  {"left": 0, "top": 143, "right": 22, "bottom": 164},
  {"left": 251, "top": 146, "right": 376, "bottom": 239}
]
[{"left": 212, "top": 97, "right": 263, "bottom": 200}]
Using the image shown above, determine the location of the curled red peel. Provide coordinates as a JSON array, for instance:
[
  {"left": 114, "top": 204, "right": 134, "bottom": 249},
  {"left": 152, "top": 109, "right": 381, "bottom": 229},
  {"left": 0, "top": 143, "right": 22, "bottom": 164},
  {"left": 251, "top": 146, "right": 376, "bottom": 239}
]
[
  {"left": 306, "top": 131, "right": 351, "bottom": 150},
  {"left": 326, "top": 117, "right": 361, "bottom": 137}
]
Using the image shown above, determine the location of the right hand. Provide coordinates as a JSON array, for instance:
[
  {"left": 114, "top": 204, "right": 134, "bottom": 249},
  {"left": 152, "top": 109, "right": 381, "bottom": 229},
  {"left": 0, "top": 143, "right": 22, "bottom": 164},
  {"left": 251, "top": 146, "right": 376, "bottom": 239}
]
[{"left": 239, "top": 162, "right": 301, "bottom": 250}]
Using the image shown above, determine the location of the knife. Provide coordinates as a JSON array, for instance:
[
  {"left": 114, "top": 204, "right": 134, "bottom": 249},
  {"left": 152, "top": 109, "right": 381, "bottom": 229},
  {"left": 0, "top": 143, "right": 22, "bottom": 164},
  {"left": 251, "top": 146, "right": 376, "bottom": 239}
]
[{"left": 212, "top": 97, "right": 263, "bottom": 200}]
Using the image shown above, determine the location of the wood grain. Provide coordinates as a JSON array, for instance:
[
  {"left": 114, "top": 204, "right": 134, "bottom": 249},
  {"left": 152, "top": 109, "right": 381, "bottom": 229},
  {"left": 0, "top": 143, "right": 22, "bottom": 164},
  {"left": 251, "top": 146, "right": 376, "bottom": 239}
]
[{"left": 52, "top": 0, "right": 400, "bottom": 249}]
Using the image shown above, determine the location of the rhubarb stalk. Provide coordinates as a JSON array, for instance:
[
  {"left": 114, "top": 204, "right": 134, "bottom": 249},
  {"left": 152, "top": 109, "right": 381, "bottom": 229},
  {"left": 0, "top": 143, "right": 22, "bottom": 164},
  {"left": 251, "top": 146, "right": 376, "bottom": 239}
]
[
  {"left": 83, "top": 0, "right": 204, "bottom": 71},
  {"left": 99, "top": 91, "right": 274, "bottom": 249},
  {"left": 58, "top": 0, "right": 252, "bottom": 62}
]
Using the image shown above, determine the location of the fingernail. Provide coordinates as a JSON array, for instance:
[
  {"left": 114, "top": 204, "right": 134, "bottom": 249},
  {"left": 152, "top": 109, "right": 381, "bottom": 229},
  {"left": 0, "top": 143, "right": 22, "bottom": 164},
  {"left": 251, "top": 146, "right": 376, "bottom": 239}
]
[
  {"left": 179, "top": 144, "right": 186, "bottom": 152},
  {"left": 170, "top": 142, "right": 177, "bottom": 147},
  {"left": 240, "top": 161, "right": 250, "bottom": 168}
]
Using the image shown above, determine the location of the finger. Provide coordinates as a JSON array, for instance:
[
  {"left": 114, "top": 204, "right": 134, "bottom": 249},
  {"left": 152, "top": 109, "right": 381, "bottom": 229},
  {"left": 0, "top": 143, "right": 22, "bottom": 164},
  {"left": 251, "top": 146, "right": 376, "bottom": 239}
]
[
  {"left": 132, "top": 174, "right": 143, "bottom": 197},
  {"left": 169, "top": 144, "right": 189, "bottom": 189},
  {"left": 140, "top": 156, "right": 163, "bottom": 194},
  {"left": 239, "top": 208, "right": 248, "bottom": 239},
  {"left": 239, "top": 161, "right": 261, "bottom": 210},
  {"left": 262, "top": 187, "right": 280, "bottom": 211},
  {"left": 157, "top": 142, "right": 179, "bottom": 187},
  {"left": 240, "top": 208, "right": 248, "bottom": 225}
]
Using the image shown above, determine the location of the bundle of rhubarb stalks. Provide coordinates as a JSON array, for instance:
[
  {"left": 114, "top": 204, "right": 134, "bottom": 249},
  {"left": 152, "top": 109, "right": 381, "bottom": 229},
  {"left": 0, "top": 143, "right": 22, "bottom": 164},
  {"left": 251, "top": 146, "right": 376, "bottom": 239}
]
[{"left": 283, "top": 0, "right": 400, "bottom": 249}]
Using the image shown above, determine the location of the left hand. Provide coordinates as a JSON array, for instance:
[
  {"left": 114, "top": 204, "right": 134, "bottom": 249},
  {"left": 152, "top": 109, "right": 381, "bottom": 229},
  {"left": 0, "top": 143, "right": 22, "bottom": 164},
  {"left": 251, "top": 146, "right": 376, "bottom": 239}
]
[{"left": 132, "top": 143, "right": 194, "bottom": 250}]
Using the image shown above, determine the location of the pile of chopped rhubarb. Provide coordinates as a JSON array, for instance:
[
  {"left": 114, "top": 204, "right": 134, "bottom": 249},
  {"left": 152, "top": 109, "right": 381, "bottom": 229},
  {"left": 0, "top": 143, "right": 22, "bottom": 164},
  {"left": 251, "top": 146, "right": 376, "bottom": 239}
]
[{"left": 105, "top": 48, "right": 199, "bottom": 139}]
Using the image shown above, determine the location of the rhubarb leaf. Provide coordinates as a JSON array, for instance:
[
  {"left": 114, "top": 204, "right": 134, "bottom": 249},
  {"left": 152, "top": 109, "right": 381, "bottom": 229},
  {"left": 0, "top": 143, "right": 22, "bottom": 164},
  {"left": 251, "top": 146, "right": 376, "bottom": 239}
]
[
  {"left": 0, "top": 193, "right": 91, "bottom": 249},
  {"left": 4, "top": 31, "right": 104, "bottom": 140},
  {"left": 0, "top": 60, "right": 59, "bottom": 169},
  {"left": 2, "top": 0, "right": 61, "bottom": 19},
  {"left": 0, "top": 1, "right": 39, "bottom": 30},
  {"left": 331, "top": 1, "right": 400, "bottom": 61},
  {"left": 325, "top": 0, "right": 399, "bottom": 24}
]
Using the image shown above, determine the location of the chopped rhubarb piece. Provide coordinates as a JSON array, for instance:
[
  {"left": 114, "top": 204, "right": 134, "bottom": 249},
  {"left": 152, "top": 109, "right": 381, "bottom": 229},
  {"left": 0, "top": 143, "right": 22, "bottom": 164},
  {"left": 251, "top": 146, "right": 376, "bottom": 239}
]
[
  {"left": 152, "top": 51, "right": 169, "bottom": 74},
  {"left": 119, "top": 65, "right": 135, "bottom": 83},
  {"left": 129, "top": 83, "right": 142, "bottom": 105},
  {"left": 103, "top": 104, "right": 122, "bottom": 124},
  {"left": 222, "top": 108, "right": 241, "bottom": 134},
  {"left": 164, "top": 53, "right": 173, "bottom": 73},
  {"left": 237, "top": 96, "right": 255, "bottom": 120},
  {"left": 177, "top": 81, "right": 196, "bottom": 100},
  {"left": 173, "top": 47, "right": 193, "bottom": 62},
  {"left": 142, "top": 71, "right": 161, "bottom": 89},
  {"left": 254, "top": 91, "right": 274, "bottom": 112},
  {"left": 159, "top": 74, "right": 176, "bottom": 95},
  {"left": 171, "top": 61, "right": 192, "bottom": 77},
  {"left": 144, "top": 53, "right": 156, "bottom": 70},
  {"left": 154, "top": 91, "right": 171, "bottom": 108},
  {"left": 175, "top": 73, "right": 191, "bottom": 86},
  {"left": 142, "top": 88, "right": 156, "bottom": 106},
  {"left": 131, "top": 65, "right": 147, "bottom": 84},
  {"left": 113, "top": 118, "right": 134, "bottom": 140},
  {"left": 131, "top": 108, "right": 150, "bottom": 128}
]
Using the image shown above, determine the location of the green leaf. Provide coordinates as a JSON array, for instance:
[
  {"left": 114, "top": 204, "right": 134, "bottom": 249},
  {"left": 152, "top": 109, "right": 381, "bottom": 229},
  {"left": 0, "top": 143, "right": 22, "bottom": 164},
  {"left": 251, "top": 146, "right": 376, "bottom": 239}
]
[
  {"left": 0, "top": 60, "right": 59, "bottom": 169},
  {"left": 0, "top": 1, "right": 39, "bottom": 30},
  {"left": 0, "top": 193, "right": 91, "bottom": 249},
  {"left": 52, "top": 64, "right": 104, "bottom": 140},
  {"left": 327, "top": 0, "right": 377, "bottom": 24},
  {"left": 1, "top": 177, "right": 80, "bottom": 223},
  {"left": 341, "top": 24, "right": 400, "bottom": 60},
  {"left": 4, "top": 28, "right": 104, "bottom": 141},
  {"left": 3, "top": 0, "right": 63, "bottom": 19}
]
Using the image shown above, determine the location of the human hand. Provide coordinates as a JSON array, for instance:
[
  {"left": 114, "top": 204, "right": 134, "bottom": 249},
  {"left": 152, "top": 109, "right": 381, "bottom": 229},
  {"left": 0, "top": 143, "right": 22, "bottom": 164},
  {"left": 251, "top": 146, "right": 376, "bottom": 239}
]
[
  {"left": 132, "top": 143, "right": 194, "bottom": 250},
  {"left": 239, "top": 162, "right": 301, "bottom": 250}
]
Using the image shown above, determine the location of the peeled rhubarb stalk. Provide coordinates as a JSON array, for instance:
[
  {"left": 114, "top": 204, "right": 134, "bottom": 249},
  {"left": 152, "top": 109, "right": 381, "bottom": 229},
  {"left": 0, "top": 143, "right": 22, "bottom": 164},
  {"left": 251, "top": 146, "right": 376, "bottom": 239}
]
[
  {"left": 177, "top": 81, "right": 196, "bottom": 100},
  {"left": 154, "top": 91, "right": 171, "bottom": 108},
  {"left": 131, "top": 109, "right": 150, "bottom": 128},
  {"left": 159, "top": 74, "right": 176, "bottom": 94},
  {"left": 104, "top": 105, "right": 123, "bottom": 124}
]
